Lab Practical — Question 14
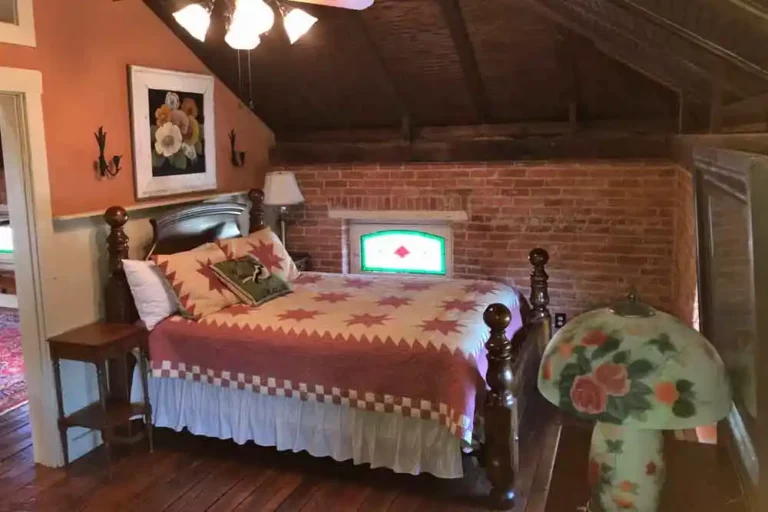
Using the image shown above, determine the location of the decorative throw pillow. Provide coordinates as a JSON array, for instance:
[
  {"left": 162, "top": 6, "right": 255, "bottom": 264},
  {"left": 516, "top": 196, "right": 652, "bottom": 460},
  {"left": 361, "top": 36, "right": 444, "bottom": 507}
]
[
  {"left": 152, "top": 243, "right": 240, "bottom": 320},
  {"left": 217, "top": 227, "right": 300, "bottom": 282},
  {"left": 122, "top": 259, "right": 178, "bottom": 330},
  {"left": 210, "top": 256, "right": 292, "bottom": 306}
]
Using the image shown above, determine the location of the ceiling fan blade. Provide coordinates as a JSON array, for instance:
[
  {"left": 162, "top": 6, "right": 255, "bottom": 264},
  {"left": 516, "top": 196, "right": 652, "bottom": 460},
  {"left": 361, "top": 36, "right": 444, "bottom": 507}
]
[{"left": 287, "top": 0, "right": 374, "bottom": 10}]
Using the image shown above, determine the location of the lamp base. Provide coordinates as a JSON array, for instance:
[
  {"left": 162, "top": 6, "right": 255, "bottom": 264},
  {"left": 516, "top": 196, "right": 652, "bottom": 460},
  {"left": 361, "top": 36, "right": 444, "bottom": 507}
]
[{"left": 587, "top": 422, "right": 666, "bottom": 512}]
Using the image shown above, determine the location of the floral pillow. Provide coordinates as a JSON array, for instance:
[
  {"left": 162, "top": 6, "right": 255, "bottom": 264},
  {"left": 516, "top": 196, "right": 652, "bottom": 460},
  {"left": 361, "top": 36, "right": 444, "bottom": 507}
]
[
  {"left": 152, "top": 243, "right": 240, "bottom": 320},
  {"left": 217, "top": 228, "right": 299, "bottom": 282}
]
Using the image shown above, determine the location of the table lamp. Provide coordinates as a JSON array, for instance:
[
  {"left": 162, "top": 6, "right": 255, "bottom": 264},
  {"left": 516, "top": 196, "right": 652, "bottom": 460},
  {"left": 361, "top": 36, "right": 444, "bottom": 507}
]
[
  {"left": 538, "top": 292, "right": 731, "bottom": 512},
  {"left": 263, "top": 171, "right": 304, "bottom": 246}
]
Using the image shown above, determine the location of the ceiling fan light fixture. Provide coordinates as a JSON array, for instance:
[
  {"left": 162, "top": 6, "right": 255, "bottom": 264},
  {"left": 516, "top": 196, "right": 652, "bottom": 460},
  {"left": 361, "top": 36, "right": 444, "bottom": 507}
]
[
  {"left": 283, "top": 8, "right": 318, "bottom": 44},
  {"left": 225, "top": 24, "right": 261, "bottom": 50},
  {"left": 230, "top": 0, "right": 275, "bottom": 36},
  {"left": 172, "top": 3, "right": 212, "bottom": 42}
]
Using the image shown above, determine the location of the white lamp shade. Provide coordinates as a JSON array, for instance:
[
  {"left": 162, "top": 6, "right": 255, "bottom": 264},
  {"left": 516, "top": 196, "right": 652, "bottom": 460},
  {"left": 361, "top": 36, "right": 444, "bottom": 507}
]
[
  {"left": 172, "top": 4, "right": 212, "bottom": 42},
  {"left": 230, "top": 0, "right": 275, "bottom": 36},
  {"left": 225, "top": 23, "right": 261, "bottom": 50},
  {"left": 263, "top": 172, "right": 305, "bottom": 206},
  {"left": 283, "top": 8, "right": 318, "bottom": 44}
]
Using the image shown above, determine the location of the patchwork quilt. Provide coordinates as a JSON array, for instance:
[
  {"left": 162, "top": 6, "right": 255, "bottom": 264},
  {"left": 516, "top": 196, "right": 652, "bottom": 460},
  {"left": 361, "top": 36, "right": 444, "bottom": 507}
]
[{"left": 149, "top": 272, "right": 524, "bottom": 442}]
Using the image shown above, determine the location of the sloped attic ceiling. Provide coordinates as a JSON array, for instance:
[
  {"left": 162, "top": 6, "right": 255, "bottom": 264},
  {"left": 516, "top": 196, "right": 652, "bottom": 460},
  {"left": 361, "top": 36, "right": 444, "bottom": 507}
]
[{"left": 145, "top": 0, "right": 768, "bottom": 137}]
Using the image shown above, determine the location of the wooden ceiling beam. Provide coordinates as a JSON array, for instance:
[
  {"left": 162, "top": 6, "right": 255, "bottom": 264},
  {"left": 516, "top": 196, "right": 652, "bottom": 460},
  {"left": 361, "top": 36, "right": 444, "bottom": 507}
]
[
  {"left": 721, "top": 0, "right": 768, "bottom": 24},
  {"left": 435, "top": 0, "right": 491, "bottom": 123},
  {"left": 611, "top": 0, "right": 768, "bottom": 83},
  {"left": 722, "top": 91, "right": 768, "bottom": 126},
  {"left": 354, "top": 13, "right": 411, "bottom": 140},
  {"left": 271, "top": 133, "right": 673, "bottom": 164},
  {"left": 516, "top": 0, "right": 711, "bottom": 103}
]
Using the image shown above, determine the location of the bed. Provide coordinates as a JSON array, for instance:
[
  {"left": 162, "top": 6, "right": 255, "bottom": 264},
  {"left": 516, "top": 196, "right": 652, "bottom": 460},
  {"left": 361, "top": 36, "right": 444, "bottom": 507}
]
[{"left": 103, "top": 189, "right": 553, "bottom": 510}]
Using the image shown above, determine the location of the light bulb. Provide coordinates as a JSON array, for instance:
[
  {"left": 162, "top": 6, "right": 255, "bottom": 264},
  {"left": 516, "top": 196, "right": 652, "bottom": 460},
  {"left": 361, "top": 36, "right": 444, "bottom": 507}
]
[
  {"left": 230, "top": 0, "right": 275, "bottom": 36},
  {"left": 283, "top": 8, "right": 317, "bottom": 44},
  {"left": 172, "top": 3, "right": 212, "bottom": 42}
]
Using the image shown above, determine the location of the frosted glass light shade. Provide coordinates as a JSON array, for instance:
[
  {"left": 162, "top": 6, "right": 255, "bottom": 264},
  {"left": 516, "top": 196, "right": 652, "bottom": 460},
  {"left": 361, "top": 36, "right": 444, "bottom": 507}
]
[
  {"left": 538, "top": 301, "right": 731, "bottom": 429},
  {"left": 263, "top": 172, "right": 304, "bottom": 206},
  {"left": 230, "top": 0, "right": 275, "bottom": 36},
  {"left": 284, "top": 8, "right": 318, "bottom": 44},
  {"left": 172, "top": 4, "right": 212, "bottom": 42},
  {"left": 225, "top": 24, "right": 261, "bottom": 50}
]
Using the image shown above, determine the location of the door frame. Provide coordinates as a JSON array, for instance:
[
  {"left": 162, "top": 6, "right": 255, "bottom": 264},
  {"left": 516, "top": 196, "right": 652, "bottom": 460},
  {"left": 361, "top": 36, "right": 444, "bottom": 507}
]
[{"left": 0, "top": 67, "right": 62, "bottom": 467}]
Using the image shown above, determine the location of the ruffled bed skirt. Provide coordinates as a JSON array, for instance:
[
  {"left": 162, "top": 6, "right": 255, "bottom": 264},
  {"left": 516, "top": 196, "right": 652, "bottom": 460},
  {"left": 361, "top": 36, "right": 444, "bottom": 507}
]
[{"left": 131, "top": 373, "right": 464, "bottom": 478}]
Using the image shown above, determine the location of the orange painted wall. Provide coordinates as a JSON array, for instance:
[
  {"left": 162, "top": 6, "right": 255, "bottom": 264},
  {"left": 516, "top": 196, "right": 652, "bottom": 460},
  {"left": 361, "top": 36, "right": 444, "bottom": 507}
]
[{"left": 0, "top": 0, "right": 274, "bottom": 216}]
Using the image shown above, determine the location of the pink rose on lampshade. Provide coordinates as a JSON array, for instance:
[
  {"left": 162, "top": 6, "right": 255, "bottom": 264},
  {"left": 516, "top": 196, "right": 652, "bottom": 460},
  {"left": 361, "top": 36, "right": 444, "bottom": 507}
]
[
  {"left": 594, "top": 363, "right": 631, "bottom": 396},
  {"left": 570, "top": 375, "right": 607, "bottom": 414}
]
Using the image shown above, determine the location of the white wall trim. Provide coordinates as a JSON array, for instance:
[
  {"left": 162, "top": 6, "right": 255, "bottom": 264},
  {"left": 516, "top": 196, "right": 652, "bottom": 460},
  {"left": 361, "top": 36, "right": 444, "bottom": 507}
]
[
  {"left": 329, "top": 209, "right": 468, "bottom": 223},
  {"left": 0, "top": 67, "right": 63, "bottom": 467},
  {"left": 0, "top": 0, "right": 37, "bottom": 47}
]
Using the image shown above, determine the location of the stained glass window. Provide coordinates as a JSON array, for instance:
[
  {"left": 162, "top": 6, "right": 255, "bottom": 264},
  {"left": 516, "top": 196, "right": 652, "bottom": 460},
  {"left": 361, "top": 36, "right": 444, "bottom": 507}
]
[
  {"left": 360, "top": 230, "right": 446, "bottom": 275},
  {"left": 0, "top": 225, "right": 12, "bottom": 254}
]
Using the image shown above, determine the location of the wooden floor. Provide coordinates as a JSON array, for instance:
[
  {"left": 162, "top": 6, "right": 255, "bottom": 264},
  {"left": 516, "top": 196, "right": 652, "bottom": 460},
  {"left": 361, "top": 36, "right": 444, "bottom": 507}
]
[{"left": 0, "top": 405, "right": 559, "bottom": 512}]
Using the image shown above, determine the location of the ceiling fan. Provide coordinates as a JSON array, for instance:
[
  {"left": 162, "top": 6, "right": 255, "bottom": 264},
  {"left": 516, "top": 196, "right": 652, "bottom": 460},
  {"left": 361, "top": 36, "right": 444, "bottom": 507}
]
[{"left": 172, "top": 0, "right": 374, "bottom": 50}]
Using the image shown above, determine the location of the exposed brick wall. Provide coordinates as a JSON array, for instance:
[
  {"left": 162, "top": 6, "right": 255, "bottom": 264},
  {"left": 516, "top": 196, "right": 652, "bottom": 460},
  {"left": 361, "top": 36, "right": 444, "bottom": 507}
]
[
  {"left": 281, "top": 161, "right": 679, "bottom": 319},
  {"left": 670, "top": 168, "right": 697, "bottom": 326}
]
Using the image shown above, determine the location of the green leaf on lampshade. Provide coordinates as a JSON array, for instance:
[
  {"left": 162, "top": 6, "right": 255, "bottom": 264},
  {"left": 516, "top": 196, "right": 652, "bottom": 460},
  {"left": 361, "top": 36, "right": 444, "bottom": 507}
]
[
  {"left": 597, "top": 411, "right": 623, "bottom": 425},
  {"left": 629, "top": 409, "right": 649, "bottom": 422},
  {"left": 605, "top": 439, "right": 624, "bottom": 454},
  {"left": 576, "top": 349, "right": 592, "bottom": 374},
  {"left": 672, "top": 398, "right": 697, "bottom": 418},
  {"left": 606, "top": 397, "right": 627, "bottom": 421},
  {"left": 647, "top": 333, "right": 677, "bottom": 354},
  {"left": 612, "top": 350, "right": 630, "bottom": 364},
  {"left": 590, "top": 336, "right": 621, "bottom": 361},
  {"left": 676, "top": 379, "right": 695, "bottom": 394},
  {"left": 630, "top": 380, "right": 653, "bottom": 396},
  {"left": 624, "top": 389, "right": 653, "bottom": 411},
  {"left": 627, "top": 359, "right": 655, "bottom": 379}
]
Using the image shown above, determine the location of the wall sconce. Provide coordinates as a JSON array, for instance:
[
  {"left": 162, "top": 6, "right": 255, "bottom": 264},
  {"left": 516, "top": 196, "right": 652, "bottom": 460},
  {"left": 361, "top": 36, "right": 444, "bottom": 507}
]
[
  {"left": 229, "top": 129, "right": 246, "bottom": 167},
  {"left": 94, "top": 126, "right": 122, "bottom": 178}
]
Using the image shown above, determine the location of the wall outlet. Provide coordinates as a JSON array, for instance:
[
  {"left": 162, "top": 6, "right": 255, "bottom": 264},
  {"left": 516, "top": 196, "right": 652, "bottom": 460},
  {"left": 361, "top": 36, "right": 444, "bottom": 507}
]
[{"left": 554, "top": 313, "right": 567, "bottom": 329}]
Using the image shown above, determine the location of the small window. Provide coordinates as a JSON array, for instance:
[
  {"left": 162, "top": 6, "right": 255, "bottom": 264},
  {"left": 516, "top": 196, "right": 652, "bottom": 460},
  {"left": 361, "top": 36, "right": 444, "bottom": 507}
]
[
  {"left": 0, "top": 0, "right": 35, "bottom": 47},
  {"left": 350, "top": 223, "right": 452, "bottom": 276},
  {"left": 0, "top": 225, "right": 12, "bottom": 254}
]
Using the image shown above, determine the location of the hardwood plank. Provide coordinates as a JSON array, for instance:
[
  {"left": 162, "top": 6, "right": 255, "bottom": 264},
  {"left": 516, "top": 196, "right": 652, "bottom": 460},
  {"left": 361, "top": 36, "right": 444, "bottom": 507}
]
[
  {"left": 232, "top": 471, "right": 304, "bottom": 511},
  {"left": 206, "top": 467, "right": 274, "bottom": 512},
  {"left": 299, "top": 480, "right": 371, "bottom": 512}
]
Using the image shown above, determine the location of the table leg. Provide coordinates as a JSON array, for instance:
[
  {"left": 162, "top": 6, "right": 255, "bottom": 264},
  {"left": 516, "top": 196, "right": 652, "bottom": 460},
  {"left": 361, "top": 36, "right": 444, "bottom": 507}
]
[
  {"left": 95, "top": 360, "right": 112, "bottom": 476},
  {"left": 138, "top": 346, "right": 153, "bottom": 453},
  {"left": 51, "top": 353, "right": 69, "bottom": 468}
]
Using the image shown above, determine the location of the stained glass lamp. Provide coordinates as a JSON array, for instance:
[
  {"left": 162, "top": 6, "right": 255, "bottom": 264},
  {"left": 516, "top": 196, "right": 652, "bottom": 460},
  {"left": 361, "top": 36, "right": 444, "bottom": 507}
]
[{"left": 538, "top": 292, "right": 731, "bottom": 512}]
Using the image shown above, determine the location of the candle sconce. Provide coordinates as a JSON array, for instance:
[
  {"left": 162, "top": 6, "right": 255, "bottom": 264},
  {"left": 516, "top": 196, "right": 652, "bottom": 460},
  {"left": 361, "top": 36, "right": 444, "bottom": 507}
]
[
  {"left": 94, "top": 126, "right": 122, "bottom": 178},
  {"left": 229, "top": 129, "right": 246, "bottom": 167}
]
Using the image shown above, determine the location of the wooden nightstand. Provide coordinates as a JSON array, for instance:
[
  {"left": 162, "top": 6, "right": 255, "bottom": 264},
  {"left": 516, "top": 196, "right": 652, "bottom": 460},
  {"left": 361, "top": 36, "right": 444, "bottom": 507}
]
[
  {"left": 47, "top": 322, "right": 153, "bottom": 469},
  {"left": 290, "top": 251, "right": 312, "bottom": 271}
]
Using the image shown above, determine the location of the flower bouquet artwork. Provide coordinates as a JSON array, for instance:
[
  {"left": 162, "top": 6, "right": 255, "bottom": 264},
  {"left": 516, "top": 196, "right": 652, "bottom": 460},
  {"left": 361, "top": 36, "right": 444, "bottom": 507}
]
[
  {"left": 151, "top": 91, "right": 205, "bottom": 176},
  {"left": 129, "top": 66, "right": 216, "bottom": 199}
]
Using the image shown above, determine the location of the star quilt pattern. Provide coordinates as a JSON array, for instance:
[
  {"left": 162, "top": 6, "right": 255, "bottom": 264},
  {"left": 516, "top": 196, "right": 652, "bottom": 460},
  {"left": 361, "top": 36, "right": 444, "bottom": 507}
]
[
  {"left": 152, "top": 243, "right": 239, "bottom": 320},
  {"left": 218, "top": 228, "right": 300, "bottom": 282},
  {"left": 149, "top": 272, "right": 524, "bottom": 442}
]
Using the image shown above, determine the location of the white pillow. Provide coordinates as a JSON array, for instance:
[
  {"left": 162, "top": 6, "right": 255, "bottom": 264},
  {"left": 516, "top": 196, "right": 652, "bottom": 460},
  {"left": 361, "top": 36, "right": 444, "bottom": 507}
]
[{"left": 122, "top": 259, "right": 178, "bottom": 330}]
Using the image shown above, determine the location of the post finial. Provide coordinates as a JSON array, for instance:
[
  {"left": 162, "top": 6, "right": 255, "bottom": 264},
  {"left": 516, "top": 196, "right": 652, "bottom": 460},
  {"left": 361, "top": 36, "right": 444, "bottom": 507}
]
[{"left": 248, "top": 188, "right": 266, "bottom": 233}]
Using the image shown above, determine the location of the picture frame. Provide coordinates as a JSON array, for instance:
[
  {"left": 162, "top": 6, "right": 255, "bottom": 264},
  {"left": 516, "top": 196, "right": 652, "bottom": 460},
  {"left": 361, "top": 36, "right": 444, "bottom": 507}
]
[{"left": 129, "top": 66, "right": 216, "bottom": 199}]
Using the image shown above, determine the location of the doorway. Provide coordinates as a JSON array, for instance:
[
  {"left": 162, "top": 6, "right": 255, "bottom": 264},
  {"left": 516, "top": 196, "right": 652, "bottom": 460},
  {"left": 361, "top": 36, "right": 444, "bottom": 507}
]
[
  {"left": 0, "top": 69, "right": 62, "bottom": 468},
  {"left": 0, "top": 133, "right": 24, "bottom": 418}
]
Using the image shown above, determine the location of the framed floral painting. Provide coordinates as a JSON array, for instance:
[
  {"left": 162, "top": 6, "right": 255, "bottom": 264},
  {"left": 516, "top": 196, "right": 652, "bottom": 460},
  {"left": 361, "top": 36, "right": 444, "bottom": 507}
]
[{"left": 129, "top": 66, "right": 216, "bottom": 199}]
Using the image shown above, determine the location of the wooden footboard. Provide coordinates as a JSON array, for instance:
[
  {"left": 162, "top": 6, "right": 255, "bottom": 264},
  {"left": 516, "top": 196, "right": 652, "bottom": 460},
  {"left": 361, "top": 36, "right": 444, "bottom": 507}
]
[{"left": 483, "top": 248, "right": 551, "bottom": 510}]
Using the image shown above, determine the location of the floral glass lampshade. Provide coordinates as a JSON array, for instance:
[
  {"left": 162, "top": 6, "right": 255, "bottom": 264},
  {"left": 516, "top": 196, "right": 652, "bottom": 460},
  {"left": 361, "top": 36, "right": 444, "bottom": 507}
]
[{"left": 538, "top": 293, "right": 731, "bottom": 512}]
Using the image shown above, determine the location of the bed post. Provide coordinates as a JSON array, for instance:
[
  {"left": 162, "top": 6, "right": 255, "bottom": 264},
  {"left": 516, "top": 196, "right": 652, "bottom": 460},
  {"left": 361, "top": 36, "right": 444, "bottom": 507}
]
[
  {"left": 483, "top": 303, "right": 517, "bottom": 509},
  {"left": 248, "top": 188, "right": 266, "bottom": 233},
  {"left": 104, "top": 206, "right": 137, "bottom": 324},
  {"left": 528, "top": 248, "right": 552, "bottom": 348},
  {"left": 483, "top": 247, "right": 550, "bottom": 510}
]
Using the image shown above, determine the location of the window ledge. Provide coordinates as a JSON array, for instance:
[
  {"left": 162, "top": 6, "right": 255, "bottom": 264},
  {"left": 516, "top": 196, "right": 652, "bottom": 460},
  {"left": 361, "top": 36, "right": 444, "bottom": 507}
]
[{"left": 329, "top": 209, "right": 468, "bottom": 222}]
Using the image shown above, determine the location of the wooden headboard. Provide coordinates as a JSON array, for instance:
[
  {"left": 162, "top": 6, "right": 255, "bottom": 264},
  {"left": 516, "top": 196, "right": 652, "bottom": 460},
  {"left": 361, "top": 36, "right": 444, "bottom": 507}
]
[{"left": 103, "top": 189, "right": 266, "bottom": 324}]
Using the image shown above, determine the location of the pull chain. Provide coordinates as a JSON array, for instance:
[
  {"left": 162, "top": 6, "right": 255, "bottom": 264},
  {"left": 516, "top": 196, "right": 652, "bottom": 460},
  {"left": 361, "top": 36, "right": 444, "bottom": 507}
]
[{"left": 247, "top": 49, "right": 254, "bottom": 110}]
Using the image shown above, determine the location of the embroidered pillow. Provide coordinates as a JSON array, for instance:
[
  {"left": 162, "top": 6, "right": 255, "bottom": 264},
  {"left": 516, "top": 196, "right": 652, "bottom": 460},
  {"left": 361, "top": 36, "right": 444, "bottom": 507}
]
[
  {"left": 210, "top": 256, "right": 291, "bottom": 306},
  {"left": 218, "top": 228, "right": 299, "bottom": 281},
  {"left": 152, "top": 243, "right": 240, "bottom": 320}
]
